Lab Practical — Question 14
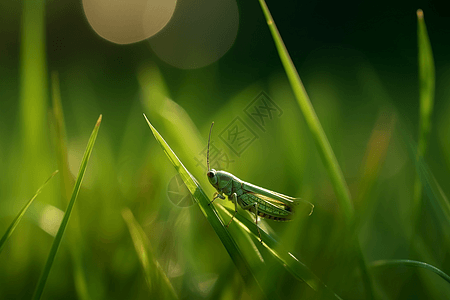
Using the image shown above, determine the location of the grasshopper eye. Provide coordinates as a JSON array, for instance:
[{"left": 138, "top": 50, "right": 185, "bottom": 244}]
[{"left": 206, "top": 171, "right": 215, "bottom": 178}]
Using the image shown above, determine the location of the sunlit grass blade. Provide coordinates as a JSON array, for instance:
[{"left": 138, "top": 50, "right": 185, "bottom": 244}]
[
  {"left": 32, "top": 115, "right": 102, "bottom": 300},
  {"left": 370, "top": 259, "right": 450, "bottom": 286},
  {"left": 143, "top": 114, "right": 266, "bottom": 300},
  {"left": 413, "top": 9, "right": 436, "bottom": 222},
  {"left": 218, "top": 205, "right": 343, "bottom": 299},
  {"left": 256, "top": 1, "right": 373, "bottom": 298},
  {"left": 257, "top": 0, "right": 353, "bottom": 222},
  {"left": 122, "top": 208, "right": 178, "bottom": 299},
  {"left": 0, "top": 170, "right": 59, "bottom": 254}
]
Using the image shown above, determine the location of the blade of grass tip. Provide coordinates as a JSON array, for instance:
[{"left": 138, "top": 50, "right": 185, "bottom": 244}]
[
  {"left": 413, "top": 8, "right": 436, "bottom": 225},
  {"left": 0, "top": 170, "right": 59, "bottom": 254},
  {"left": 122, "top": 208, "right": 178, "bottom": 300},
  {"left": 218, "top": 205, "right": 343, "bottom": 300},
  {"left": 143, "top": 114, "right": 267, "bottom": 300},
  {"left": 370, "top": 259, "right": 450, "bottom": 286},
  {"left": 256, "top": 2, "right": 373, "bottom": 298},
  {"left": 32, "top": 115, "right": 102, "bottom": 300}
]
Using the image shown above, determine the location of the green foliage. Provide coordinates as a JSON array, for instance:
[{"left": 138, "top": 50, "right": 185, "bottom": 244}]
[{"left": 1, "top": 2, "right": 450, "bottom": 300}]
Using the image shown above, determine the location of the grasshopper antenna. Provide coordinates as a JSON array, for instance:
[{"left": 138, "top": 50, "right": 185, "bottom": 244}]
[{"left": 207, "top": 122, "right": 214, "bottom": 171}]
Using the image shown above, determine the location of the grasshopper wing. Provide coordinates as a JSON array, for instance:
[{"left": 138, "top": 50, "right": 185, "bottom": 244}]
[{"left": 242, "top": 182, "right": 314, "bottom": 215}]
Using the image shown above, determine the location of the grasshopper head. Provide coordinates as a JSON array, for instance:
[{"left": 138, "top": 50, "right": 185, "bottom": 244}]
[{"left": 206, "top": 169, "right": 218, "bottom": 186}]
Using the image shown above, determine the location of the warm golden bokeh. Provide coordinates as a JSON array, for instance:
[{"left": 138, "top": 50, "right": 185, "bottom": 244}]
[{"left": 83, "top": 0, "right": 177, "bottom": 44}]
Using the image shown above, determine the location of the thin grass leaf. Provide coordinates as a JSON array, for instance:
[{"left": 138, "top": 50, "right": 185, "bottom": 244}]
[
  {"left": 218, "top": 205, "right": 343, "bottom": 300},
  {"left": 122, "top": 208, "right": 178, "bottom": 300},
  {"left": 416, "top": 9, "right": 435, "bottom": 160},
  {"left": 143, "top": 114, "right": 267, "bottom": 300},
  {"left": 256, "top": 2, "right": 373, "bottom": 298},
  {"left": 413, "top": 9, "right": 436, "bottom": 222},
  {"left": 0, "top": 170, "right": 59, "bottom": 254},
  {"left": 257, "top": 0, "right": 353, "bottom": 222},
  {"left": 32, "top": 115, "right": 102, "bottom": 300},
  {"left": 370, "top": 259, "right": 450, "bottom": 286},
  {"left": 259, "top": 0, "right": 373, "bottom": 299}
]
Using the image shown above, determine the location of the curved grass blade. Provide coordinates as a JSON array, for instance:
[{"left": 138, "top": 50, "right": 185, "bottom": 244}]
[
  {"left": 143, "top": 114, "right": 266, "bottom": 300},
  {"left": 218, "top": 205, "right": 343, "bottom": 300},
  {"left": 370, "top": 259, "right": 450, "bottom": 285},
  {"left": 0, "top": 170, "right": 59, "bottom": 254},
  {"left": 257, "top": 0, "right": 353, "bottom": 223},
  {"left": 256, "top": 1, "right": 373, "bottom": 298},
  {"left": 122, "top": 208, "right": 178, "bottom": 300},
  {"left": 32, "top": 115, "right": 102, "bottom": 300}
]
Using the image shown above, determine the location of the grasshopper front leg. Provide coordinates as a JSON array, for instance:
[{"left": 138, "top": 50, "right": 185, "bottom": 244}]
[
  {"left": 226, "top": 193, "right": 238, "bottom": 227},
  {"left": 209, "top": 192, "right": 225, "bottom": 205}
]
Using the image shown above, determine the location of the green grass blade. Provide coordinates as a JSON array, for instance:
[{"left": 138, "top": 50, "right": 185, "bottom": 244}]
[
  {"left": 413, "top": 9, "right": 436, "bottom": 222},
  {"left": 256, "top": 2, "right": 373, "bottom": 298},
  {"left": 122, "top": 208, "right": 178, "bottom": 300},
  {"left": 0, "top": 170, "right": 59, "bottom": 254},
  {"left": 257, "top": 0, "right": 353, "bottom": 222},
  {"left": 218, "top": 205, "right": 343, "bottom": 299},
  {"left": 143, "top": 114, "right": 267, "bottom": 300},
  {"left": 32, "top": 115, "right": 102, "bottom": 300},
  {"left": 416, "top": 9, "right": 435, "bottom": 160},
  {"left": 370, "top": 259, "right": 450, "bottom": 286}
]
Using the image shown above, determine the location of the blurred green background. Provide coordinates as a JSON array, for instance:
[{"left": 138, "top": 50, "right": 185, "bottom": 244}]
[{"left": 1, "top": 0, "right": 450, "bottom": 299}]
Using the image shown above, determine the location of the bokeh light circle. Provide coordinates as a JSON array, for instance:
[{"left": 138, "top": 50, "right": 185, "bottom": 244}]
[
  {"left": 83, "top": 0, "right": 177, "bottom": 44},
  {"left": 148, "top": 0, "right": 239, "bottom": 69}
]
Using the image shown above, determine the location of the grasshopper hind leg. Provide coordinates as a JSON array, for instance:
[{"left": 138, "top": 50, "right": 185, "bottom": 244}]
[
  {"left": 240, "top": 201, "right": 262, "bottom": 243},
  {"left": 254, "top": 203, "right": 262, "bottom": 243}
]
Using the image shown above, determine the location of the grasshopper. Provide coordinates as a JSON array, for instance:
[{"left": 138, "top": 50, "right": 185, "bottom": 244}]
[{"left": 206, "top": 122, "right": 314, "bottom": 241}]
